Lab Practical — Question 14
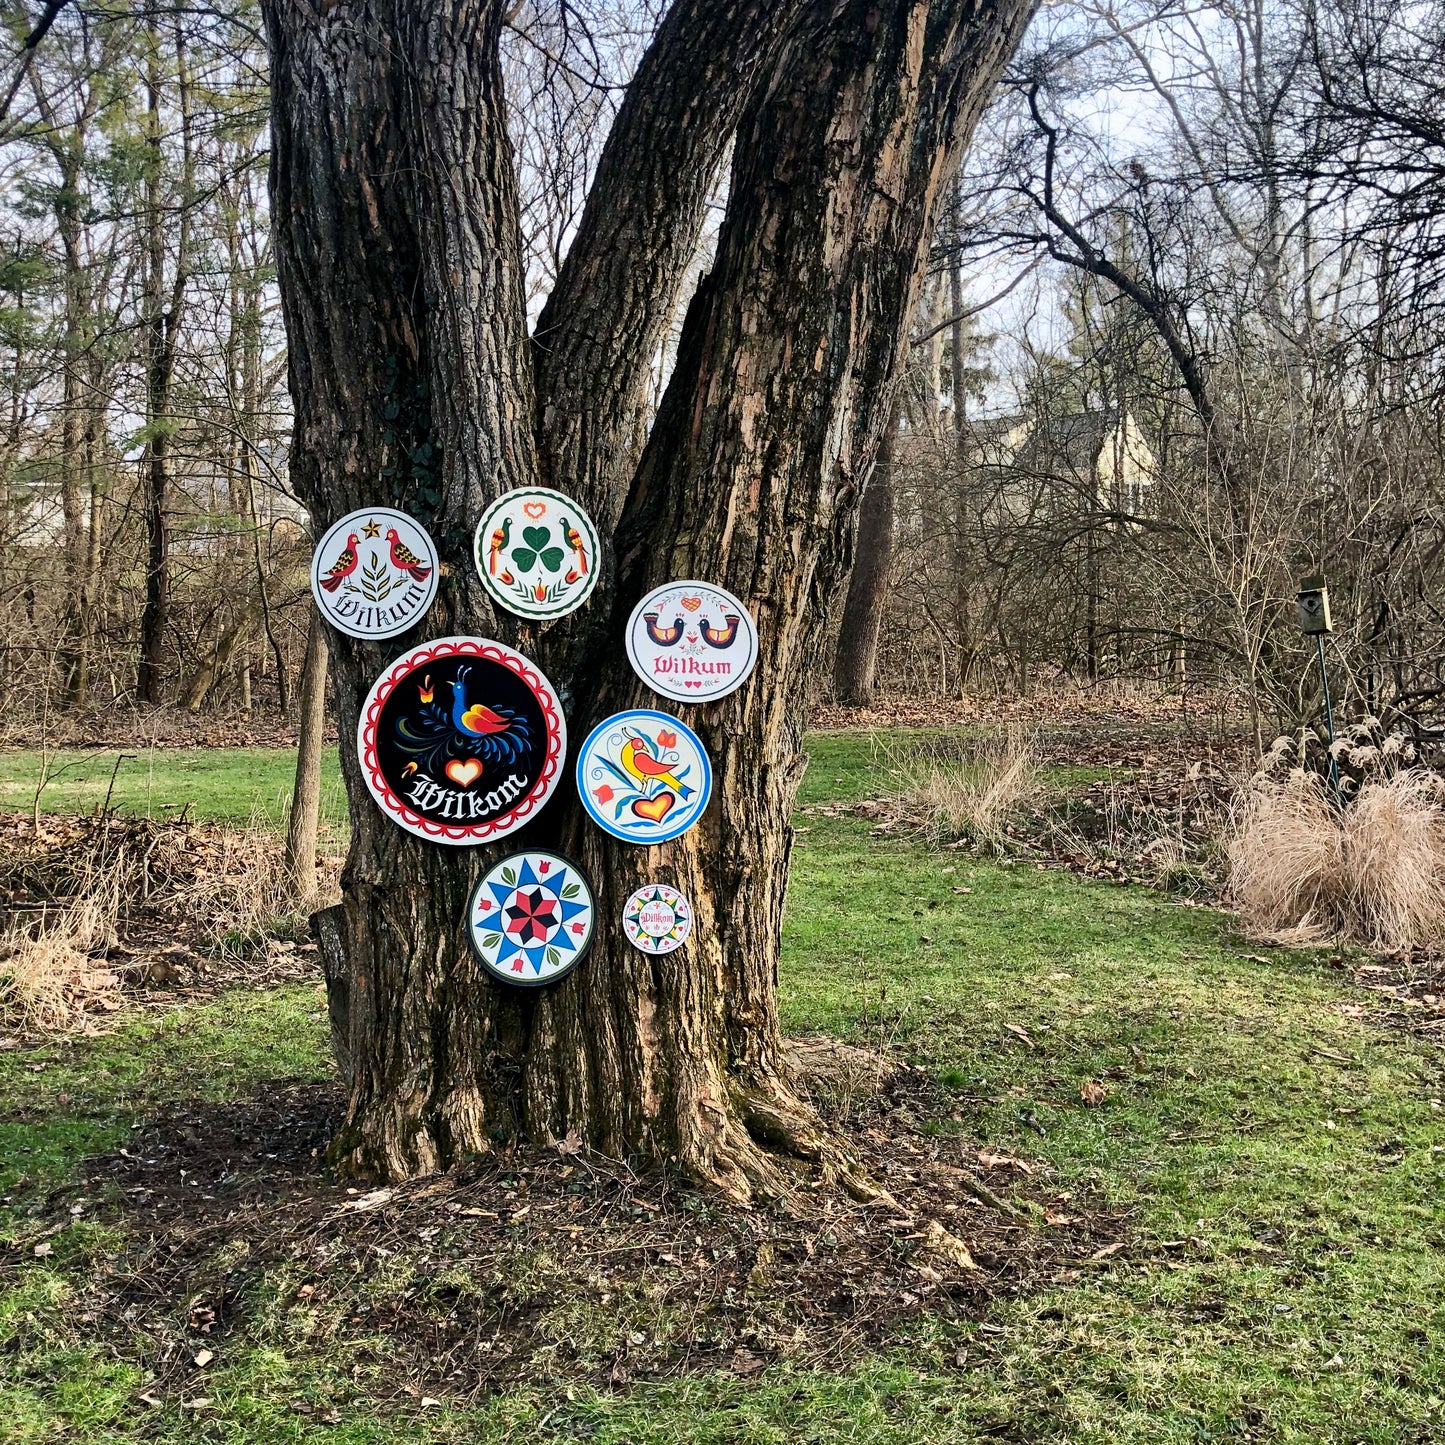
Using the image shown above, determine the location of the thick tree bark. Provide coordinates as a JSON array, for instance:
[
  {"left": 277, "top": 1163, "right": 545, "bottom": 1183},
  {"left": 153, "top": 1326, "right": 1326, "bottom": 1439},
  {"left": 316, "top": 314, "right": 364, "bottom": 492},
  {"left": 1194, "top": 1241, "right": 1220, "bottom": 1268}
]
[
  {"left": 266, "top": 0, "right": 1035, "bottom": 1195},
  {"left": 833, "top": 403, "right": 899, "bottom": 707}
]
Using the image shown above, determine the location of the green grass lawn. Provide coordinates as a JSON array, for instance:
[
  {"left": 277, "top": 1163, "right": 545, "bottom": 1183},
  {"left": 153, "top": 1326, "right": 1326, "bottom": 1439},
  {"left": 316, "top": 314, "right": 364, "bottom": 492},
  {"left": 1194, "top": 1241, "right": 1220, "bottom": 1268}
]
[
  {"left": 0, "top": 745, "right": 349, "bottom": 832},
  {"left": 2, "top": 735, "right": 1442, "bottom": 1442}
]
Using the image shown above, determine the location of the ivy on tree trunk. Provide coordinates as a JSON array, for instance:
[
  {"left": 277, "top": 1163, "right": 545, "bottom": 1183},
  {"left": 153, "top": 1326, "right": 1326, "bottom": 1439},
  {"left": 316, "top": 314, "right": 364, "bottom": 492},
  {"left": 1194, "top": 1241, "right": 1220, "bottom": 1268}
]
[{"left": 263, "top": 0, "right": 1036, "bottom": 1197}]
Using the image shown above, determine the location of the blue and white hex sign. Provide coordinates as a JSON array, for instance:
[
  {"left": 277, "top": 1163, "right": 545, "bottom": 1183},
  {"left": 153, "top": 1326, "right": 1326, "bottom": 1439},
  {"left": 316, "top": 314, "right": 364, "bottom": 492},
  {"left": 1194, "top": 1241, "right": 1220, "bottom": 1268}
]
[
  {"left": 466, "top": 851, "right": 596, "bottom": 986},
  {"left": 576, "top": 709, "right": 712, "bottom": 844}
]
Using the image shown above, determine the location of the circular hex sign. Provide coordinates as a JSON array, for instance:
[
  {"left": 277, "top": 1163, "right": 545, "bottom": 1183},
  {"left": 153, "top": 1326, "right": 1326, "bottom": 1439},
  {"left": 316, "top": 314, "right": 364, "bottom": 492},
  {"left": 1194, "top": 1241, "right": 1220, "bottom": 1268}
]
[
  {"left": 625, "top": 580, "right": 758, "bottom": 703},
  {"left": 467, "top": 851, "right": 596, "bottom": 986},
  {"left": 474, "top": 486, "right": 601, "bottom": 620},
  {"left": 576, "top": 709, "right": 712, "bottom": 844},
  {"left": 621, "top": 882, "right": 694, "bottom": 956},
  {"left": 357, "top": 636, "right": 566, "bottom": 846},
  {"left": 311, "top": 507, "right": 439, "bottom": 640}
]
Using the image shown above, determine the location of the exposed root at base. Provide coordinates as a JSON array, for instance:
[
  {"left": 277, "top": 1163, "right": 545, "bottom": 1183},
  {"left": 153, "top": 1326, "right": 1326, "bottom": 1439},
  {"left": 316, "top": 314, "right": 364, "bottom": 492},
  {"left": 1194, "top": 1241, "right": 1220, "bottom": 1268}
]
[{"left": 661, "top": 1071, "right": 899, "bottom": 1212}]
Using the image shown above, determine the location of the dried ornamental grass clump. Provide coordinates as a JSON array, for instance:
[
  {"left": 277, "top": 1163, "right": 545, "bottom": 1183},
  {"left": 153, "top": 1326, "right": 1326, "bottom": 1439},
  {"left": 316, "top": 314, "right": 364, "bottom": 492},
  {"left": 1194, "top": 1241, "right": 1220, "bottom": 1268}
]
[
  {"left": 0, "top": 862, "right": 123, "bottom": 1030},
  {"left": 892, "top": 727, "right": 1042, "bottom": 853},
  {"left": 1229, "top": 768, "right": 1445, "bottom": 955}
]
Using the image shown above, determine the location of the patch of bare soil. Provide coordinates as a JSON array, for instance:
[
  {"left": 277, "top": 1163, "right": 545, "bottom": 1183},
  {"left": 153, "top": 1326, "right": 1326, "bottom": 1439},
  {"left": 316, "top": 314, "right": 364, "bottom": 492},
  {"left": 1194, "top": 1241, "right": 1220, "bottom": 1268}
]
[
  {"left": 1321, "top": 951, "right": 1445, "bottom": 1047},
  {"left": 13, "top": 1058, "right": 1125, "bottom": 1409}
]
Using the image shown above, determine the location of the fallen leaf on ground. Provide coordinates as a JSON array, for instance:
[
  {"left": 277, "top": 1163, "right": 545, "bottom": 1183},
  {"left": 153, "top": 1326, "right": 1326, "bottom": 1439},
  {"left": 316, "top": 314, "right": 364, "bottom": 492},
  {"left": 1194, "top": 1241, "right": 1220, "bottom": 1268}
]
[
  {"left": 340, "top": 1187, "right": 394, "bottom": 1213},
  {"left": 977, "top": 1149, "right": 1034, "bottom": 1174},
  {"left": 192, "top": 1349, "right": 214, "bottom": 1368},
  {"left": 923, "top": 1218, "right": 979, "bottom": 1270},
  {"left": 1079, "top": 1079, "right": 1107, "bottom": 1107}
]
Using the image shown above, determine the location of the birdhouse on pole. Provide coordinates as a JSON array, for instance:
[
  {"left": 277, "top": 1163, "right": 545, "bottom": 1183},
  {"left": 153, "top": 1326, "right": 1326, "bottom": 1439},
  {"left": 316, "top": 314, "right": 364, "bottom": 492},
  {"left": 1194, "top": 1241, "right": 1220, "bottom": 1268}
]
[{"left": 1296, "top": 575, "right": 1332, "bottom": 635}]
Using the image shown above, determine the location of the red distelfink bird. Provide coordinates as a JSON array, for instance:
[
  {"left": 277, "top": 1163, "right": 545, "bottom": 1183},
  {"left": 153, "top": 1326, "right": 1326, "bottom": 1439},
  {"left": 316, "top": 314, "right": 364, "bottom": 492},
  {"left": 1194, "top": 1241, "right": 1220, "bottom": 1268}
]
[
  {"left": 700, "top": 613, "right": 742, "bottom": 648},
  {"left": 386, "top": 528, "right": 433, "bottom": 582},
  {"left": 318, "top": 533, "right": 359, "bottom": 592}
]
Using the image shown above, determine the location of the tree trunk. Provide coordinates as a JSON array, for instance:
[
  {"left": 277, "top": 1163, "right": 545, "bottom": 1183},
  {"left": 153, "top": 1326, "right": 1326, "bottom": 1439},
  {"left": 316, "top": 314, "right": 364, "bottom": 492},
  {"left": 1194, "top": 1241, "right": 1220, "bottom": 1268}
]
[
  {"left": 833, "top": 401, "right": 899, "bottom": 707},
  {"left": 947, "top": 216, "right": 975, "bottom": 695},
  {"left": 136, "top": 13, "right": 193, "bottom": 705},
  {"left": 285, "top": 606, "right": 330, "bottom": 903},
  {"left": 265, "top": 0, "right": 1036, "bottom": 1195}
]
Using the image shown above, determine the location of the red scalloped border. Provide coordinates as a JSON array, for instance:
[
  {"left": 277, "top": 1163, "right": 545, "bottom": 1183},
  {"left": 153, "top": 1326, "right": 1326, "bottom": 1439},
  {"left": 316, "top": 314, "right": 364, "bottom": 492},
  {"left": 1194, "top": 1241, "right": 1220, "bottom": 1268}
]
[{"left": 358, "top": 637, "right": 564, "bottom": 844}]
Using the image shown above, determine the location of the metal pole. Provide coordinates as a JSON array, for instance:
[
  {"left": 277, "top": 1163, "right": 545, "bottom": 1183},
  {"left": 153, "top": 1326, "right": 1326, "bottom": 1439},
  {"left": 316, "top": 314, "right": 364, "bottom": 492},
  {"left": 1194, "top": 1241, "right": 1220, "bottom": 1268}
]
[{"left": 1316, "top": 632, "right": 1342, "bottom": 805}]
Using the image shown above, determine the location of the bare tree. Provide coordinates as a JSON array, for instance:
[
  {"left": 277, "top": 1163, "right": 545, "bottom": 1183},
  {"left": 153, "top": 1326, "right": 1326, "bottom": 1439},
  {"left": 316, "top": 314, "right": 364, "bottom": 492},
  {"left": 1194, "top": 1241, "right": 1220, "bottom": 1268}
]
[{"left": 265, "top": 0, "right": 1036, "bottom": 1192}]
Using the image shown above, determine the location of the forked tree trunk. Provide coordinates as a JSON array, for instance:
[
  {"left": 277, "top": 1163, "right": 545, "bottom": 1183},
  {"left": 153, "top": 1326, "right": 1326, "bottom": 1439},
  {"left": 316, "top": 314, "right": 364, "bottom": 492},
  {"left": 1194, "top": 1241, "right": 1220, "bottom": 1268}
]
[
  {"left": 265, "top": 0, "right": 1035, "bottom": 1196},
  {"left": 833, "top": 403, "right": 899, "bottom": 707}
]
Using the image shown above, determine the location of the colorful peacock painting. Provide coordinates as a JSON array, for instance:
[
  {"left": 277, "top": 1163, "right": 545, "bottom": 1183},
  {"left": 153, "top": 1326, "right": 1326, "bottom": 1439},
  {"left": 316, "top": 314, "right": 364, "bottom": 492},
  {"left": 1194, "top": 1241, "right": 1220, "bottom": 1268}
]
[{"left": 393, "top": 664, "right": 533, "bottom": 778}]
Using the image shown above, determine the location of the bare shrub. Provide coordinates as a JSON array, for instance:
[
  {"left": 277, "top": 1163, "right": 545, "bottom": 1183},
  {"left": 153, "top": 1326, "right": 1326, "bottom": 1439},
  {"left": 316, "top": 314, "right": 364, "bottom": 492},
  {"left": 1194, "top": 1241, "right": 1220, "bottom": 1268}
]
[
  {"left": 891, "top": 727, "right": 1041, "bottom": 852},
  {"left": 1228, "top": 770, "right": 1445, "bottom": 954},
  {"left": 0, "top": 862, "right": 123, "bottom": 1029},
  {"left": 188, "top": 810, "right": 341, "bottom": 961}
]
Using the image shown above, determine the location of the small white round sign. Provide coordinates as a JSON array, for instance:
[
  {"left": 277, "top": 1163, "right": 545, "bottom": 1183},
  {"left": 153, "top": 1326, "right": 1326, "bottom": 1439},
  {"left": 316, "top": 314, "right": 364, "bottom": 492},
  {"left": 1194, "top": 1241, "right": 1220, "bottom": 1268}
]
[
  {"left": 311, "top": 507, "right": 439, "bottom": 640},
  {"left": 621, "top": 883, "right": 694, "bottom": 956},
  {"left": 625, "top": 580, "right": 758, "bottom": 703}
]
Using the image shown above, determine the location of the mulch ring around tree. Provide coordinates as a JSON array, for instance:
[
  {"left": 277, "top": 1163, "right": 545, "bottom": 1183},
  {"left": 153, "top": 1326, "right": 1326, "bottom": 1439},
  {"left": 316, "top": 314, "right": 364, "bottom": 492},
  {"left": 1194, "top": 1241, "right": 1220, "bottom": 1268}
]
[{"left": 14, "top": 1047, "right": 1127, "bottom": 1413}]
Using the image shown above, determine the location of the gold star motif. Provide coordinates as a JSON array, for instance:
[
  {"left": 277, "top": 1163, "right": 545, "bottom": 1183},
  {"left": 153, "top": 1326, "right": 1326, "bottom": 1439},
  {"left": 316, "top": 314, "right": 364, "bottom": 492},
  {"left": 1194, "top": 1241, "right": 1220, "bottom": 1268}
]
[{"left": 361, "top": 518, "right": 381, "bottom": 539}]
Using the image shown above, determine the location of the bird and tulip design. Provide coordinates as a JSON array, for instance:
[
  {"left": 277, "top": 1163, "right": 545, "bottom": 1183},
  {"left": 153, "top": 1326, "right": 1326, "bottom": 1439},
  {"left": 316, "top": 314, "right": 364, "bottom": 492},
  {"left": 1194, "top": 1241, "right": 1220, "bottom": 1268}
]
[
  {"left": 475, "top": 488, "right": 599, "bottom": 618},
  {"left": 626, "top": 581, "right": 758, "bottom": 702},
  {"left": 578, "top": 709, "right": 712, "bottom": 842},
  {"left": 311, "top": 509, "right": 439, "bottom": 641},
  {"left": 360, "top": 639, "right": 562, "bottom": 843},
  {"left": 319, "top": 517, "right": 432, "bottom": 598},
  {"left": 393, "top": 662, "right": 534, "bottom": 783}
]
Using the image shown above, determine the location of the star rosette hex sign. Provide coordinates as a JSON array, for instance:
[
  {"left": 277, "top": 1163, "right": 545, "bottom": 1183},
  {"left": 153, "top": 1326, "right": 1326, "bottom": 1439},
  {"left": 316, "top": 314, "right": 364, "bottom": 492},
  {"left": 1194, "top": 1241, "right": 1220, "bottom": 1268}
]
[
  {"left": 466, "top": 851, "right": 596, "bottom": 986},
  {"left": 621, "top": 883, "right": 694, "bottom": 956}
]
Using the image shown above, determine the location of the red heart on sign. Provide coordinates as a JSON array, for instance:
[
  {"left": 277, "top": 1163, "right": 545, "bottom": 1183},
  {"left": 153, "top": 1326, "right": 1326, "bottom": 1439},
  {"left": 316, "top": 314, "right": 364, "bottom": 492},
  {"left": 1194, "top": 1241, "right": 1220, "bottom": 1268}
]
[
  {"left": 680, "top": 596, "right": 702, "bottom": 612},
  {"left": 631, "top": 793, "right": 675, "bottom": 824},
  {"left": 445, "top": 758, "right": 482, "bottom": 788}
]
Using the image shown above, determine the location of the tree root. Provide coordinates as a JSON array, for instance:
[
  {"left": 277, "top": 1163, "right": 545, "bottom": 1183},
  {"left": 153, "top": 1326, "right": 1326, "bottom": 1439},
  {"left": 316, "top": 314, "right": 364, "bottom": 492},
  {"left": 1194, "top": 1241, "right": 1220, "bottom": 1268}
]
[{"left": 659, "top": 1070, "right": 898, "bottom": 1212}]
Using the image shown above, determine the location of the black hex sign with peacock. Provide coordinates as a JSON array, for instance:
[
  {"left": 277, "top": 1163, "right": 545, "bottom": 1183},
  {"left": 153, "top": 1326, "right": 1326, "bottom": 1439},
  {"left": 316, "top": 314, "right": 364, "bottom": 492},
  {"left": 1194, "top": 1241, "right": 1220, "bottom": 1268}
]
[{"left": 357, "top": 637, "right": 566, "bottom": 845}]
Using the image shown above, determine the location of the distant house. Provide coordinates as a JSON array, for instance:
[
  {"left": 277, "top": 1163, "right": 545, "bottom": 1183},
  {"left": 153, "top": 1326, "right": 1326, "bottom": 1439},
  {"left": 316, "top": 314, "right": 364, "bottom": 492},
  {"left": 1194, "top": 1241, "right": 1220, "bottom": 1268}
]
[{"left": 963, "top": 407, "right": 1159, "bottom": 520}]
